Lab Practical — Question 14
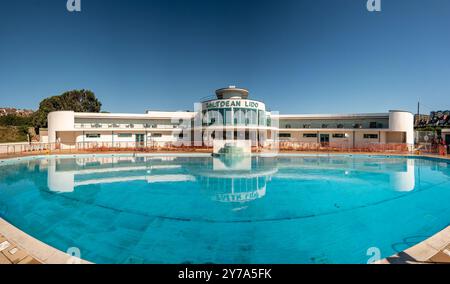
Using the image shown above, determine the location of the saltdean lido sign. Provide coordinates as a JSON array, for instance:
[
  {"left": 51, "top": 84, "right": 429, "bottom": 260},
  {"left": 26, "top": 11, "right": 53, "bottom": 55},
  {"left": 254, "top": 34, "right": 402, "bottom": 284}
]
[{"left": 204, "top": 99, "right": 265, "bottom": 111}]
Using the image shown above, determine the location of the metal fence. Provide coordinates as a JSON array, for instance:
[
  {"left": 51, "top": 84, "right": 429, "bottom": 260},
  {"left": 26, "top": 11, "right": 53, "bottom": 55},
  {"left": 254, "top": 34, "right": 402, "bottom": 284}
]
[
  {"left": 278, "top": 142, "right": 413, "bottom": 153},
  {"left": 0, "top": 143, "right": 58, "bottom": 155},
  {"left": 74, "top": 141, "right": 213, "bottom": 152},
  {"left": 414, "top": 130, "right": 442, "bottom": 155},
  {"left": 0, "top": 140, "right": 425, "bottom": 156}
]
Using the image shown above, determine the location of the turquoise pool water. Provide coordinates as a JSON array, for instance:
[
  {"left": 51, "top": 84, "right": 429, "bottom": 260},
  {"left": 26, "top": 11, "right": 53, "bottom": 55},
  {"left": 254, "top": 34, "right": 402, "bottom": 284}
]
[{"left": 0, "top": 154, "right": 449, "bottom": 264}]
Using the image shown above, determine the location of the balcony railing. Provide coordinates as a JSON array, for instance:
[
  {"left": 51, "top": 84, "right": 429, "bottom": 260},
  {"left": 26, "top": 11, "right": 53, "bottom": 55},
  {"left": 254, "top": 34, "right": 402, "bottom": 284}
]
[
  {"left": 279, "top": 124, "right": 386, "bottom": 130},
  {"left": 0, "top": 140, "right": 424, "bottom": 156}
]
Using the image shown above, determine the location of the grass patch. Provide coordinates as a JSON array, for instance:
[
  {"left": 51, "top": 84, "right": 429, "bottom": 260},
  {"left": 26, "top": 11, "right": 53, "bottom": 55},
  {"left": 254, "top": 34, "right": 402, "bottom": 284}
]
[{"left": 0, "top": 126, "right": 28, "bottom": 143}]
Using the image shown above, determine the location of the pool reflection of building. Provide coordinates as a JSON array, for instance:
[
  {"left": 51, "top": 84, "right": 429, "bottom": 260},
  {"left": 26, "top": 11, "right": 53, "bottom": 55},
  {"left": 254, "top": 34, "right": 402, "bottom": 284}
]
[
  {"left": 46, "top": 155, "right": 418, "bottom": 199},
  {"left": 193, "top": 157, "right": 278, "bottom": 203},
  {"left": 46, "top": 155, "right": 279, "bottom": 204},
  {"left": 275, "top": 156, "right": 416, "bottom": 192},
  {"left": 47, "top": 156, "right": 196, "bottom": 193}
]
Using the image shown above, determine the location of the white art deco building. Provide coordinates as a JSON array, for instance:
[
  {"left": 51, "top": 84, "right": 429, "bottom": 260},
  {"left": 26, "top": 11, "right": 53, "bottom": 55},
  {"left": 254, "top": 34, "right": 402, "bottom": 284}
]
[{"left": 41, "top": 86, "right": 414, "bottom": 149}]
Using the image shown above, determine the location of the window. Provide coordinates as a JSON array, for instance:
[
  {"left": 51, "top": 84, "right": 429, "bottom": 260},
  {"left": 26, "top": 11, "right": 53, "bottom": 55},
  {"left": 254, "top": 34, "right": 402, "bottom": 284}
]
[
  {"left": 234, "top": 109, "right": 246, "bottom": 125},
  {"left": 151, "top": 133, "right": 162, "bottom": 138},
  {"left": 247, "top": 110, "right": 257, "bottom": 125},
  {"left": 258, "top": 110, "right": 266, "bottom": 126},
  {"left": 369, "top": 122, "right": 378, "bottom": 129},
  {"left": 303, "top": 124, "right": 311, "bottom": 129},
  {"left": 364, "top": 134, "right": 379, "bottom": 139},
  {"left": 332, "top": 134, "right": 345, "bottom": 138},
  {"left": 117, "top": 133, "right": 132, "bottom": 138},
  {"left": 337, "top": 124, "right": 344, "bottom": 129},
  {"left": 303, "top": 133, "right": 317, "bottom": 138},
  {"left": 322, "top": 124, "right": 328, "bottom": 128},
  {"left": 353, "top": 123, "right": 363, "bottom": 129},
  {"left": 279, "top": 133, "right": 291, "bottom": 138},
  {"left": 285, "top": 124, "right": 291, "bottom": 129},
  {"left": 86, "top": 134, "right": 101, "bottom": 138}
]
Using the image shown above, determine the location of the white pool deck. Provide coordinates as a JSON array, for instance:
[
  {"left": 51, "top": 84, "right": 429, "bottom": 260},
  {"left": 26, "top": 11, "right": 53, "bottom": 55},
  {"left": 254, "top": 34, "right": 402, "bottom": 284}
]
[{"left": 1, "top": 152, "right": 450, "bottom": 264}]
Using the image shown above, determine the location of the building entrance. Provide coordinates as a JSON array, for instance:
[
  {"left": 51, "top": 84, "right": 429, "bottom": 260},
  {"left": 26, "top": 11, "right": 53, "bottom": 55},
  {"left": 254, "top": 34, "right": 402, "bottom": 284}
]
[
  {"left": 320, "top": 134, "right": 330, "bottom": 146},
  {"left": 136, "top": 134, "right": 145, "bottom": 146}
]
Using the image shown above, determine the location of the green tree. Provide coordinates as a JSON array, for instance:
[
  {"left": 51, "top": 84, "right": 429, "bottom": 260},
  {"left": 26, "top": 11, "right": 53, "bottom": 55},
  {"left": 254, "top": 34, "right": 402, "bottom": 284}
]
[
  {"left": 0, "top": 114, "right": 32, "bottom": 127},
  {"left": 32, "top": 89, "right": 102, "bottom": 130}
]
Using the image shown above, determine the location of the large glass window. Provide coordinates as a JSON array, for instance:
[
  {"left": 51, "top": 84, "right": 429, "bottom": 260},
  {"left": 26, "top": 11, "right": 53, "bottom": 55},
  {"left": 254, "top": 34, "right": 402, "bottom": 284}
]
[
  {"left": 279, "top": 133, "right": 291, "bottom": 138},
  {"left": 258, "top": 110, "right": 266, "bottom": 126},
  {"left": 363, "top": 134, "right": 378, "bottom": 139},
  {"left": 117, "top": 133, "right": 132, "bottom": 138},
  {"left": 234, "top": 108, "right": 246, "bottom": 125},
  {"left": 248, "top": 109, "right": 257, "bottom": 125},
  {"left": 233, "top": 108, "right": 260, "bottom": 126},
  {"left": 303, "top": 133, "right": 317, "bottom": 138},
  {"left": 204, "top": 108, "right": 232, "bottom": 126}
]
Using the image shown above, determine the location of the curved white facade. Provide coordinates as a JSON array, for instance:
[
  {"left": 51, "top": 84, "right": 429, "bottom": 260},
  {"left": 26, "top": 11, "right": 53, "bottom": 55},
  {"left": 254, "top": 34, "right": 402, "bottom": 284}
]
[
  {"left": 389, "top": 110, "right": 415, "bottom": 145},
  {"left": 48, "top": 111, "right": 75, "bottom": 143}
]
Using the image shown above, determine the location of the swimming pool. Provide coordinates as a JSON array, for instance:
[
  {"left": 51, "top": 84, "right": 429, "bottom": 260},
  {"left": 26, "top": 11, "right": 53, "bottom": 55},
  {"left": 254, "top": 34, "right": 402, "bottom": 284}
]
[{"left": 0, "top": 154, "right": 449, "bottom": 264}]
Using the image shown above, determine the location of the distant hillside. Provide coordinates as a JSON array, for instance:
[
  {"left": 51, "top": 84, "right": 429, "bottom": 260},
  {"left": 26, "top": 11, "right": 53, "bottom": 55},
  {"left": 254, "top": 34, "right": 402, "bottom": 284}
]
[
  {"left": 0, "top": 107, "right": 34, "bottom": 117},
  {"left": 0, "top": 126, "right": 29, "bottom": 143}
]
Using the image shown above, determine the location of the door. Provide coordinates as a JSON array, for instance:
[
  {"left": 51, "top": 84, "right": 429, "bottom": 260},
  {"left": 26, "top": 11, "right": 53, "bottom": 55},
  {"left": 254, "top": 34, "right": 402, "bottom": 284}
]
[
  {"left": 320, "top": 134, "right": 330, "bottom": 146},
  {"left": 135, "top": 134, "right": 145, "bottom": 147}
]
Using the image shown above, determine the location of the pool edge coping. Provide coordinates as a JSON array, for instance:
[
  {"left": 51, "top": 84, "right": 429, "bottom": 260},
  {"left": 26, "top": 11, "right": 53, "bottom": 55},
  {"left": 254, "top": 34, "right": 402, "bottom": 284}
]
[
  {"left": 0, "top": 218, "right": 91, "bottom": 264},
  {"left": 376, "top": 225, "right": 450, "bottom": 264}
]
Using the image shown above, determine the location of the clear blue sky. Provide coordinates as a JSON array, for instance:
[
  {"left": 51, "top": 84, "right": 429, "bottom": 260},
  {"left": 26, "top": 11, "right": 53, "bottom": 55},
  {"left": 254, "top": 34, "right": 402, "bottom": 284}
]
[{"left": 0, "top": 0, "right": 449, "bottom": 114}]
